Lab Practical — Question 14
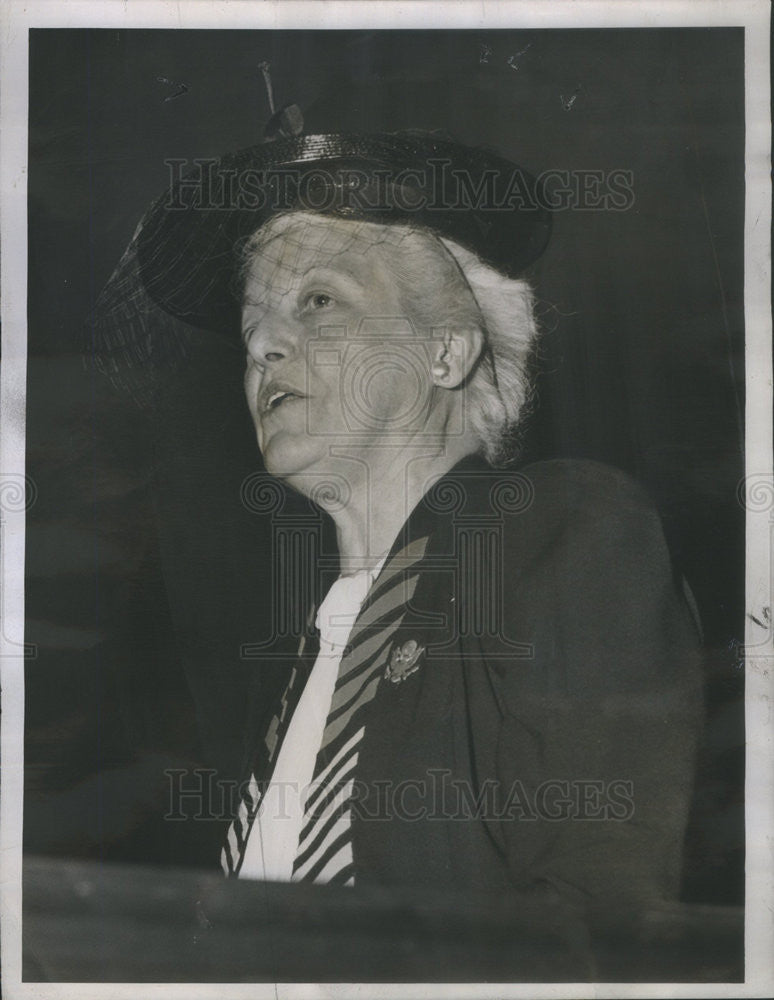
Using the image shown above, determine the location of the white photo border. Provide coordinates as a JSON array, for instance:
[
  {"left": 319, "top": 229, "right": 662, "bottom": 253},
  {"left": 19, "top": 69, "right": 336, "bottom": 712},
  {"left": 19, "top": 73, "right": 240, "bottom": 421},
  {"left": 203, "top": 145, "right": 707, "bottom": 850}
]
[{"left": 1, "top": 1, "right": 771, "bottom": 998}]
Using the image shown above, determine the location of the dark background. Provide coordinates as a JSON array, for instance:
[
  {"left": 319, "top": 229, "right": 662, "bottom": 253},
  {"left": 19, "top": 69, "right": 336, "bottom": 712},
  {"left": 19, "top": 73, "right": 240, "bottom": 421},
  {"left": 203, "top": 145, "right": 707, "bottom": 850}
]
[{"left": 25, "top": 28, "right": 744, "bottom": 903}]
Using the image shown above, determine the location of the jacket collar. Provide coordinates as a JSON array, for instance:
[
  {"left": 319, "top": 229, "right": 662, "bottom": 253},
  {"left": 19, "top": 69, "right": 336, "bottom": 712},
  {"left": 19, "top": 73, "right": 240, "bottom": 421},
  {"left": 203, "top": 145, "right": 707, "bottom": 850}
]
[
  {"left": 354, "top": 452, "right": 496, "bottom": 613},
  {"left": 379, "top": 451, "right": 496, "bottom": 552}
]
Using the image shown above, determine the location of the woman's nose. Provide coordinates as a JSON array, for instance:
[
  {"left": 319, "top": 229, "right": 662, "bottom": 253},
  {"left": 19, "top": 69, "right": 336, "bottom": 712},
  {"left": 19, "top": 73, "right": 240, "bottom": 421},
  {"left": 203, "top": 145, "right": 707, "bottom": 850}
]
[{"left": 244, "top": 311, "right": 298, "bottom": 365}]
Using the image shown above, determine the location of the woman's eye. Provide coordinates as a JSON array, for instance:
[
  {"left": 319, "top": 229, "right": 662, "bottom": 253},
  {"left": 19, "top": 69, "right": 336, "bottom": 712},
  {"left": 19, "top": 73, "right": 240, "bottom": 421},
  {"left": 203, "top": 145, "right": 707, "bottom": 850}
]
[{"left": 307, "top": 292, "right": 334, "bottom": 310}]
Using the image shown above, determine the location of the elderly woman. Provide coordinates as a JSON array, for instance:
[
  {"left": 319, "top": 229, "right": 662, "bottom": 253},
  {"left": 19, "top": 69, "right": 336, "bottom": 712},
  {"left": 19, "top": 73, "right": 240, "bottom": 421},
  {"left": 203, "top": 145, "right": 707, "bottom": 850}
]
[{"left": 129, "top": 132, "right": 702, "bottom": 901}]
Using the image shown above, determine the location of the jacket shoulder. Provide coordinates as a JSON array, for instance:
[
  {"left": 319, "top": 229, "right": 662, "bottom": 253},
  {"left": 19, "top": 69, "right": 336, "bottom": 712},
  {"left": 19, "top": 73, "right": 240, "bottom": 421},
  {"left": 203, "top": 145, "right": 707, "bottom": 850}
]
[
  {"left": 498, "top": 458, "right": 665, "bottom": 559},
  {"left": 487, "top": 457, "right": 701, "bottom": 693},
  {"left": 515, "top": 457, "right": 658, "bottom": 519}
]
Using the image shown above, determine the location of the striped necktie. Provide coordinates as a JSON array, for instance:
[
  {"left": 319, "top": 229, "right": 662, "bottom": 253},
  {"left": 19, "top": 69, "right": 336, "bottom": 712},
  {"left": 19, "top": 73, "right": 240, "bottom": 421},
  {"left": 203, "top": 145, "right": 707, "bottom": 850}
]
[
  {"left": 291, "top": 535, "right": 430, "bottom": 886},
  {"left": 220, "top": 619, "right": 319, "bottom": 878}
]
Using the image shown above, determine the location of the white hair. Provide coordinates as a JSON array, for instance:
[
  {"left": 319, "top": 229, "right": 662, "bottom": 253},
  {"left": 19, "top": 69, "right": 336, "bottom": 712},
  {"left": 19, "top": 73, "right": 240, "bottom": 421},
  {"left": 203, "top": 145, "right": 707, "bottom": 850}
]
[
  {"left": 239, "top": 212, "right": 540, "bottom": 466},
  {"left": 435, "top": 238, "right": 539, "bottom": 466},
  {"left": 373, "top": 229, "right": 540, "bottom": 466}
]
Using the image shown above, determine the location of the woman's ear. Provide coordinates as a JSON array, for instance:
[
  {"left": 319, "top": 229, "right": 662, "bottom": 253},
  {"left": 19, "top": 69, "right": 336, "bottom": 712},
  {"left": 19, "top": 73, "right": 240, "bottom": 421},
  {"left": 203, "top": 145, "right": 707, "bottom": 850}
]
[{"left": 431, "top": 328, "right": 484, "bottom": 388}]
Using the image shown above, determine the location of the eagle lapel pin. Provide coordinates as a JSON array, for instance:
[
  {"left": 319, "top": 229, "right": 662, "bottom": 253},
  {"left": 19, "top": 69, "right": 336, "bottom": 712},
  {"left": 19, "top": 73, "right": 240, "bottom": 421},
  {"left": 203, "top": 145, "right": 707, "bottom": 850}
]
[{"left": 385, "top": 639, "right": 425, "bottom": 684}]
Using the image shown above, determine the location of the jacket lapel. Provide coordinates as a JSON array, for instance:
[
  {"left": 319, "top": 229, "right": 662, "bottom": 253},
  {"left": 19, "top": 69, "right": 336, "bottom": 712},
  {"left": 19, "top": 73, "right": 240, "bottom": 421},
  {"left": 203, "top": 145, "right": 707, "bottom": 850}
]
[{"left": 350, "top": 455, "right": 521, "bottom": 885}]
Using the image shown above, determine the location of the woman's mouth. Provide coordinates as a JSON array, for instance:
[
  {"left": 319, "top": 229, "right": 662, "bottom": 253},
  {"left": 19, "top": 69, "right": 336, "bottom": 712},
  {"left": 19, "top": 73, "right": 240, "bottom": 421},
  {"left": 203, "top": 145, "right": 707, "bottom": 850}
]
[
  {"left": 267, "top": 390, "right": 297, "bottom": 410},
  {"left": 261, "top": 388, "right": 307, "bottom": 416}
]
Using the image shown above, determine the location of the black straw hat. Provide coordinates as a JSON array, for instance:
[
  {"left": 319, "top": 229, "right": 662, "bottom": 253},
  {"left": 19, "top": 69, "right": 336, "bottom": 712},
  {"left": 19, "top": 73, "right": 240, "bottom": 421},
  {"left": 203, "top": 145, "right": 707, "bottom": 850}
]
[{"left": 135, "top": 131, "right": 552, "bottom": 336}]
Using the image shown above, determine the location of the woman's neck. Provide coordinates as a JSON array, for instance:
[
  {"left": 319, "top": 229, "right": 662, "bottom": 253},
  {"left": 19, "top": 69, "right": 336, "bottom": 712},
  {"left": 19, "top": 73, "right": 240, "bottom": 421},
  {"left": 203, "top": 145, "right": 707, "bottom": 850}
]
[{"left": 329, "top": 441, "right": 476, "bottom": 573}]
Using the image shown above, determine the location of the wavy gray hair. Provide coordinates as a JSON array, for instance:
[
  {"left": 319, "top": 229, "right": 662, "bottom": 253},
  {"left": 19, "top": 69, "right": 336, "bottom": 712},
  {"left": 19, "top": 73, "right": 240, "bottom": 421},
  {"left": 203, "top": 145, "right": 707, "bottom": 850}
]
[
  {"left": 384, "top": 232, "right": 539, "bottom": 467},
  {"left": 238, "top": 212, "right": 540, "bottom": 467}
]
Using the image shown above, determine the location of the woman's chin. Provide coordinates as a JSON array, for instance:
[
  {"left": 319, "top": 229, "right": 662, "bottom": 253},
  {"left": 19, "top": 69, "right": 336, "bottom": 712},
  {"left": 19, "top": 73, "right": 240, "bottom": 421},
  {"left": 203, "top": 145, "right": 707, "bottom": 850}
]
[{"left": 260, "top": 434, "right": 322, "bottom": 481}]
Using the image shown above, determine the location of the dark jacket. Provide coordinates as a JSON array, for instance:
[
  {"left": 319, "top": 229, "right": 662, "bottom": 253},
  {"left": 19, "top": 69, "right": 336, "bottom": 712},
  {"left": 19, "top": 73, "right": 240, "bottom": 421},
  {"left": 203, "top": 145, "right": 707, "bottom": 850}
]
[{"left": 243, "top": 455, "right": 703, "bottom": 904}]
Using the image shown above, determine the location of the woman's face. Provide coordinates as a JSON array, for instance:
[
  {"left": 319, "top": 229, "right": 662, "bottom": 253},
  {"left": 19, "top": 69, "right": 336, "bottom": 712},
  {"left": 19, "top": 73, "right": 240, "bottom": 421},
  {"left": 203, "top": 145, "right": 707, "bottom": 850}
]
[{"left": 242, "top": 215, "right": 440, "bottom": 483}]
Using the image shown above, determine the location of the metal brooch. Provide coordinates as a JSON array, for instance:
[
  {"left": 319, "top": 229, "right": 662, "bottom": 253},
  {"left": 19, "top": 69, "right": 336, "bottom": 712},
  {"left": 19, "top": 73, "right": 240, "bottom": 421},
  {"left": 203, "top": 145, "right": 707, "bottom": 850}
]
[{"left": 385, "top": 639, "right": 425, "bottom": 684}]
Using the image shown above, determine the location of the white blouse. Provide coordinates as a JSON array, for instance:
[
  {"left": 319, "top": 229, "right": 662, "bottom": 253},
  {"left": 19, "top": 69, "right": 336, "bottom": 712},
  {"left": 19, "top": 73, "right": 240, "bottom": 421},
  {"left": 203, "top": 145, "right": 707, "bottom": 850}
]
[{"left": 238, "top": 559, "right": 385, "bottom": 882}]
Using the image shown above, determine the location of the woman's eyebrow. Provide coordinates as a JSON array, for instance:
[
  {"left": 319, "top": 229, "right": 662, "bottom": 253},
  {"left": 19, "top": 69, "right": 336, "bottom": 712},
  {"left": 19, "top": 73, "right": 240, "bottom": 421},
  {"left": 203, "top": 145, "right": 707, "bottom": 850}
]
[
  {"left": 299, "top": 265, "right": 366, "bottom": 294},
  {"left": 239, "top": 262, "right": 367, "bottom": 341}
]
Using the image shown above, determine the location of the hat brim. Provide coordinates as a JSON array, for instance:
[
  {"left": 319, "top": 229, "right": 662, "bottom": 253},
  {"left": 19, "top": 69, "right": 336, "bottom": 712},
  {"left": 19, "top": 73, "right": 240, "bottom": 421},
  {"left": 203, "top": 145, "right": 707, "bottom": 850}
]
[{"left": 136, "top": 132, "right": 552, "bottom": 336}]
